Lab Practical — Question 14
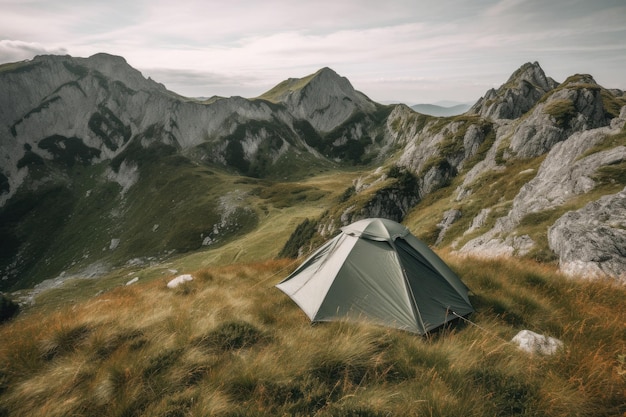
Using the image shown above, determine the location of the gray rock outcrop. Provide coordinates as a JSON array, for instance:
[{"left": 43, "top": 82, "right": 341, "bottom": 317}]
[
  {"left": 468, "top": 62, "right": 558, "bottom": 120},
  {"left": 548, "top": 187, "right": 626, "bottom": 281},
  {"left": 507, "top": 75, "right": 610, "bottom": 159},
  {"left": 436, "top": 209, "right": 462, "bottom": 245},
  {"left": 460, "top": 106, "right": 626, "bottom": 269}
]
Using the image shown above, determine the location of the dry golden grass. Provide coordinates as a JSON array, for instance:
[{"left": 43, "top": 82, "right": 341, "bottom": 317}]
[{"left": 1, "top": 257, "right": 625, "bottom": 416}]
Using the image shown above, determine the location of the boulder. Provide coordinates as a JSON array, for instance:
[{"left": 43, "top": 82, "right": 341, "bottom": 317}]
[
  {"left": 167, "top": 274, "right": 193, "bottom": 289},
  {"left": 548, "top": 187, "right": 626, "bottom": 281},
  {"left": 511, "top": 329, "right": 563, "bottom": 355}
]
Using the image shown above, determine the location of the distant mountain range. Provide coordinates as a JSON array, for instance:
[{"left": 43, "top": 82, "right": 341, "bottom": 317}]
[
  {"left": 410, "top": 103, "right": 472, "bottom": 117},
  {"left": 1, "top": 54, "right": 625, "bottom": 291}
]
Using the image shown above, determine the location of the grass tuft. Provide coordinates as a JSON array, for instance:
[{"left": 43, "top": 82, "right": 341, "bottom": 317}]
[{"left": 196, "top": 321, "right": 268, "bottom": 351}]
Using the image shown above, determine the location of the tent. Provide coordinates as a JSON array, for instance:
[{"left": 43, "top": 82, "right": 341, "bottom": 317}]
[{"left": 276, "top": 218, "right": 473, "bottom": 334}]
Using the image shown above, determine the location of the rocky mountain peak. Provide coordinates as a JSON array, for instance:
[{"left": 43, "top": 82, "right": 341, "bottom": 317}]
[
  {"left": 258, "top": 67, "right": 377, "bottom": 132},
  {"left": 80, "top": 53, "right": 167, "bottom": 93},
  {"left": 469, "top": 61, "right": 558, "bottom": 120},
  {"left": 23, "top": 53, "right": 165, "bottom": 93},
  {"left": 504, "top": 71, "right": 612, "bottom": 159},
  {"left": 506, "top": 61, "right": 556, "bottom": 92},
  {"left": 258, "top": 67, "right": 346, "bottom": 103}
]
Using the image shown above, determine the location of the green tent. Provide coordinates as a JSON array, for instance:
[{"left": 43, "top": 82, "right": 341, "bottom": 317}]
[{"left": 276, "top": 218, "right": 473, "bottom": 334}]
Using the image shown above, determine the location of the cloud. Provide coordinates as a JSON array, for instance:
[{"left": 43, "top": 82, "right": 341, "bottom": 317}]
[
  {"left": 0, "top": 0, "right": 624, "bottom": 102},
  {"left": 0, "top": 40, "right": 68, "bottom": 63}
]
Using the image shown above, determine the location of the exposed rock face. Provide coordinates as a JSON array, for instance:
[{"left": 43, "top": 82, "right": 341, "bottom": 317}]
[
  {"left": 469, "top": 62, "right": 558, "bottom": 120},
  {"left": 0, "top": 54, "right": 390, "bottom": 205},
  {"left": 0, "top": 54, "right": 297, "bottom": 203},
  {"left": 548, "top": 187, "right": 626, "bottom": 281},
  {"left": 460, "top": 106, "right": 626, "bottom": 270},
  {"left": 507, "top": 75, "right": 611, "bottom": 159},
  {"left": 393, "top": 115, "right": 492, "bottom": 196},
  {"left": 334, "top": 170, "right": 421, "bottom": 228},
  {"left": 436, "top": 209, "right": 462, "bottom": 245},
  {"left": 270, "top": 67, "right": 377, "bottom": 133},
  {"left": 464, "top": 208, "right": 492, "bottom": 236}
]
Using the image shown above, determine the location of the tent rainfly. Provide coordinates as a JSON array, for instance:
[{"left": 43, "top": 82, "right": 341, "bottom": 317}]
[{"left": 276, "top": 218, "right": 474, "bottom": 335}]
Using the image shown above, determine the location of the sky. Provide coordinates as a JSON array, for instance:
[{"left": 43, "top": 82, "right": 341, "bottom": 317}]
[{"left": 1, "top": 0, "right": 625, "bottom": 105}]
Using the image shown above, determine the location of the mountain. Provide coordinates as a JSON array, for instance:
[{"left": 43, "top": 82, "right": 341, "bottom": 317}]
[
  {"left": 410, "top": 103, "right": 471, "bottom": 117},
  {"left": 257, "top": 67, "right": 378, "bottom": 132},
  {"left": 0, "top": 54, "right": 391, "bottom": 290},
  {"left": 1, "top": 54, "right": 625, "bottom": 293},
  {"left": 468, "top": 61, "right": 559, "bottom": 120}
]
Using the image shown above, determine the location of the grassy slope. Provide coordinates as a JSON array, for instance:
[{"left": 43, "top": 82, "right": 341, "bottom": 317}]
[
  {"left": 0, "top": 140, "right": 349, "bottom": 292},
  {"left": 1, "top": 256, "right": 624, "bottom": 417},
  {"left": 6, "top": 168, "right": 359, "bottom": 309},
  {"left": 255, "top": 71, "right": 319, "bottom": 103}
]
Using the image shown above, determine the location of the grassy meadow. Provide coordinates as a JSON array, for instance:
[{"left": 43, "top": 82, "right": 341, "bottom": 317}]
[{"left": 1, "top": 254, "right": 625, "bottom": 417}]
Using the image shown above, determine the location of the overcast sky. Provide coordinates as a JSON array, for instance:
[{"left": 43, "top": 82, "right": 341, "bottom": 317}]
[{"left": 1, "top": 0, "right": 625, "bottom": 104}]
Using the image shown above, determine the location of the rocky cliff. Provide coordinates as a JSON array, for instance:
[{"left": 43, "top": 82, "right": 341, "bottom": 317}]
[
  {"left": 299, "top": 62, "right": 625, "bottom": 282},
  {"left": 1, "top": 54, "right": 389, "bottom": 204}
]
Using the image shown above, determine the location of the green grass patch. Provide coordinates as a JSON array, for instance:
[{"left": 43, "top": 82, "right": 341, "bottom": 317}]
[
  {"left": 594, "top": 160, "right": 626, "bottom": 187},
  {"left": 255, "top": 183, "right": 326, "bottom": 208},
  {"left": 544, "top": 98, "right": 576, "bottom": 128},
  {"left": 256, "top": 70, "right": 319, "bottom": 103},
  {"left": 600, "top": 89, "right": 626, "bottom": 119},
  {"left": 0, "top": 59, "right": 43, "bottom": 74},
  {"left": 516, "top": 208, "right": 569, "bottom": 263}
]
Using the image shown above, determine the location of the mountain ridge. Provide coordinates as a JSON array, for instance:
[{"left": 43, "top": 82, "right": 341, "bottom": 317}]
[{"left": 1, "top": 53, "right": 625, "bottom": 291}]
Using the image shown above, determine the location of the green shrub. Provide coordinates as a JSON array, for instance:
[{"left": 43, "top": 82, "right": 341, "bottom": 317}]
[{"left": 338, "top": 185, "right": 356, "bottom": 203}]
